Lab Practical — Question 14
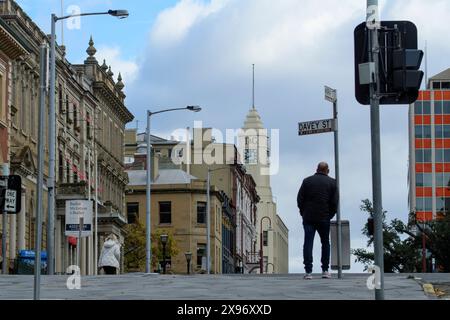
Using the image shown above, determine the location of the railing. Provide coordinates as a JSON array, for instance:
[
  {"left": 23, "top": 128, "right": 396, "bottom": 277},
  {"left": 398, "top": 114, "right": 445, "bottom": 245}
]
[{"left": 245, "top": 251, "right": 260, "bottom": 265}]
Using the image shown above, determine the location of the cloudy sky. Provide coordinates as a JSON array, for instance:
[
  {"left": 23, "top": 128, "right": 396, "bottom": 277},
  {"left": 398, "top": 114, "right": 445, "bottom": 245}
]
[{"left": 17, "top": 0, "right": 450, "bottom": 273}]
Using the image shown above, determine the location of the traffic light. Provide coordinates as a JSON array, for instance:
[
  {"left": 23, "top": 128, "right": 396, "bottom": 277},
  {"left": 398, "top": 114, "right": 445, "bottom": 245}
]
[
  {"left": 354, "top": 21, "right": 424, "bottom": 105},
  {"left": 392, "top": 49, "right": 424, "bottom": 90}
]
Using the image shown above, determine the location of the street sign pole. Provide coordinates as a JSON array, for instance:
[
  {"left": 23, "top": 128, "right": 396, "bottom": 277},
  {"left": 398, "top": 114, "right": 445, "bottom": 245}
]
[
  {"left": 326, "top": 87, "right": 343, "bottom": 279},
  {"left": 367, "top": 0, "right": 385, "bottom": 300},
  {"left": 1, "top": 164, "right": 9, "bottom": 275}
]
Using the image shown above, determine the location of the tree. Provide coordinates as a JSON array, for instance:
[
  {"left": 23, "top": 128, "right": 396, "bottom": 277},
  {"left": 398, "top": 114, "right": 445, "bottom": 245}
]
[
  {"left": 396, "top": 210, "right": 450, "bottom": 272},
  {"left": 123, "top": 222, "right": 179, "bottom": 273},
  {"left": 352, "top": 199, "right": 422, "bottom": 273},
  {"left": 151, "top": 228, "right": 179, "bottom": 273},
  {"left": 123, "top": 220, "right": 146, "bottom": 272}
]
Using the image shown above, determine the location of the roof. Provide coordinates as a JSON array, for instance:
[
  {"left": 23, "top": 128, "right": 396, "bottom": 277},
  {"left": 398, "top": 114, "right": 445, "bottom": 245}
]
[
  {"left": 429, "top": 68, "right": 450, "bottom": 81},
  {"left": 126, "top": 169, "right": 198, "bottom": 186},
  {"left": 136, "top": 133, "right": 179, "bottom": 145}
]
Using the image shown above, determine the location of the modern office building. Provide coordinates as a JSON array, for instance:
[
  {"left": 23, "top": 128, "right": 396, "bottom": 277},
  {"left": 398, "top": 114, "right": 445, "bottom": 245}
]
[{"left": 409, "top": 68, "right": 450, "bottom": 222}]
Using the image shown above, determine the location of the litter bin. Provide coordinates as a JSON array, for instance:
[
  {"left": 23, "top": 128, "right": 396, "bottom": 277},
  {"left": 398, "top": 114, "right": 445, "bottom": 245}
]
[{"left": 15, "top": 250, "right": 47, "bottom": 275}]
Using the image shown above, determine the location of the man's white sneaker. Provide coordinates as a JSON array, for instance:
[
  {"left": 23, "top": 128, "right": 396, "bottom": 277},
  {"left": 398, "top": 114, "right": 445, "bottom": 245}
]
[
  {"left": 322, "top": 271, "right": 331, "bottom": 279},
  {"left": 304, "top": 273, "right": 313, "bottom": 280}
]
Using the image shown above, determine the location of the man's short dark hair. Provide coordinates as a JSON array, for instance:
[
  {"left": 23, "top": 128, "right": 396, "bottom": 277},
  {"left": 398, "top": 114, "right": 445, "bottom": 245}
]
[{"left": 317, "top": 162, "right": 329, "bottom": 174}]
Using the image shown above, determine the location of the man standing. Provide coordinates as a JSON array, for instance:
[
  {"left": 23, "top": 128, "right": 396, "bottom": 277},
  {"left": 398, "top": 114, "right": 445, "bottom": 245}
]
[{"left": 297, "top": 162, "right": 338, "bottom": 279}]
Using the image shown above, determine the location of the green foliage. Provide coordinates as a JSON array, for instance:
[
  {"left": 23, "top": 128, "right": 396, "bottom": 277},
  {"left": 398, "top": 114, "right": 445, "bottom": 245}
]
[
  {"left": 352, "top": 199, "right": 422, "bottom": 273},
  {"left": 123, "top": 221, "right": 179, "bottom": 273}
]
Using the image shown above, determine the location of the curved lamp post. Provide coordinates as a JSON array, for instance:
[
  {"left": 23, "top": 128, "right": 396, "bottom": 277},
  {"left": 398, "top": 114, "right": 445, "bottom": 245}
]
[
  {"left": 145, "top": 106, "right": 202, "bottom": 274},
  {"left": 259, "top": 216, "right": 272, "bottom": 274}
]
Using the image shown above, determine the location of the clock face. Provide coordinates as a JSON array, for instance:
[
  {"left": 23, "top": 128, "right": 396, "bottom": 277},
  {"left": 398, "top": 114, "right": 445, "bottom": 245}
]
[{"left": 244, "top": 149, "right": 257, "bottom": 164}]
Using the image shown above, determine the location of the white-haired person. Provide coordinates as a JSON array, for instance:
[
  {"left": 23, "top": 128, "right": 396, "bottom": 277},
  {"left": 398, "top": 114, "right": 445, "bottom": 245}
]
[{"left": 98, "top": 234, "right": 121, "bottom": 275}]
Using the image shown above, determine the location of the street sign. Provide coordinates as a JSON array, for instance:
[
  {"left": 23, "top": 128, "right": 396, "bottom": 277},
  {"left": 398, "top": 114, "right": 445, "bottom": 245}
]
[
  {"left": 325, "top": 86, "right": 337, "bottom": 103},
  {"left": 4, "top": 189, "right": 17, "bottom": 213},
  {"left": 65, "top": 200, "right": 93, "bottom": 237},
  {"left": 0, "top": 175, "right": 22, "bottom": 214},
  {"left": 298, "top": 119, "right": 336, "bottom": 136}
]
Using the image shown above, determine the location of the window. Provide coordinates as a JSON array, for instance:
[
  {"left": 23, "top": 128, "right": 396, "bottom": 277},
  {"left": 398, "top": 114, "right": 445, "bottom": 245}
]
[
  {"left": 263, "top": 231, "right": 268, "bottom": 246},
  {"left": 416, "top": 173, "right": 432, "bottom": 187},
  {"left": 435, "top": 149, "right": 450, "bottom": 163},
  {"left": 415, "top": 197, "right": 432, "bottom": 211},
  {"left": 433, "top": 82, "right": 441, "bottom": 90},
  {"left": 443, "top": 101, "right": 450, "bottom": 114},
  {"left": 197, "top": 244, "right": 206, "bottom": 268},
  {"left": 415, "top": 125, "right": 431, "bottom": 138},
  {"left": 73, "top": 165, "right": 78, "bottom": 183},
  {"left": 66, "top": 159, "right": 71, "bottom": 183},
  {"left": 73, "top": 103, "right": 78, "bottom": 129},
  {"left": 442, "top": 82, "right": 450, "bottom": 89},
  {"left": 435, "top": 101, "right": 443, "bottom": 114},
  {"left": 159, "top": 202, "right": 171, "bottom": 224},
  {"left": 66, "top": 95, "right": 70, "bottom": 124},
  {"left": 435, "top": 125, "right": 450, "bottom": 139},
  {"left": 415, "top": 149, "right": 431, "bottom": 163},
  {"left": 414, "top": 101, "right": 431, "bottom": 115},
  {"left": 197, "top": 202, "right": 206, "bottom": 224},
  {"left": 58, "top": 84, "right": 63, "bottom": 115},
  {"left": 86, "top": 111, "right": 91, "bottom": 139},
  {"left": 127, "top": 202, "right": 139, "bottom": 224},
  {"left": 58, "top": 151, "right": 64, "bottom": 183}
]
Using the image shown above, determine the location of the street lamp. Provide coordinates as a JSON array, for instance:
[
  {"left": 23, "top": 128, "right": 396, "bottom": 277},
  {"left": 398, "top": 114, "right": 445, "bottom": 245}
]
[
  {"left": 160, "top": 234, "right": 168, "bottom": 274},
  {"left": 260, "top": 216, "right": 272, "bottom": 274},
  {"left": 206, "top": 166, "right": 229, "bottom": 274},
  {"left": 145, "top": 106, "right": 202, "bottom": 274},
  {"left": 185, "top": 251, "right": 192, "bottom": 274},
  {"left": 45, "top": 6, "right": 129, "bottom": 281}
]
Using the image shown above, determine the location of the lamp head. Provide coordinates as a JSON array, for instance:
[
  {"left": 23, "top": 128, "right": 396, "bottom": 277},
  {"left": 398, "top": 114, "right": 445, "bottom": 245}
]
[
  {"left": 108, "top": 10, "right": 129, "bottom": 19},
  {"left": 160, "top": 234, "right": 169, "bottom": 244},
  {"left": 185, "top": 251, "right": 192, "bottom": 261},
  {"left": 186, "top": 105, "right": 202, "bottom": 112}
]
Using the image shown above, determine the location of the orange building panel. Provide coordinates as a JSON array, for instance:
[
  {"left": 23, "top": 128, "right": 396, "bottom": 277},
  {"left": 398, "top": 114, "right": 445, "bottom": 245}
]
[
  {"left": 415, "top": 163, "right": 432, "bottom": 173},
  {"left": 415, "top": 187, "right": 432, "bottom": 197},
  {"left": 416, "top": 211, "right": 433, "bottom": 222},
  {"left": 414, "top": 115, "right": 431, "bottom": 125}
]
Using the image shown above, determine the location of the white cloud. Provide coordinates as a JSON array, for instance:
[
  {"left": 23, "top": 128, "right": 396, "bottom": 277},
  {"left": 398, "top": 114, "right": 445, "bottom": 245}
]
[
  {"left": 95, "top": 45, "right": 138, "bottom": 86},
  {"left": 150, "top": 0, "right": 230, "bottom": 48}
]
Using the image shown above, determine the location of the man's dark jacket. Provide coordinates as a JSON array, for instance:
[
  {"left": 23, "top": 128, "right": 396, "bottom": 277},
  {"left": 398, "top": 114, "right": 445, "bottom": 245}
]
[{"left": 297, "top": 172, "right": 339, "bottom": 223}]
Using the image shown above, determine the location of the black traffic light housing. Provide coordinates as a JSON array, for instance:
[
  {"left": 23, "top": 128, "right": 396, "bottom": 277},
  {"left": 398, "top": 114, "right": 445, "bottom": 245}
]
[{"left": 354, "top": 21, "right": 424, "bottom": 105}]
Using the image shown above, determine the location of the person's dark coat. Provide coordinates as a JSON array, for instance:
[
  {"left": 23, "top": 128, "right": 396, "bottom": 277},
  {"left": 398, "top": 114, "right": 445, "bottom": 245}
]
[{"left": 297, "top": 172, "right": 339, "bottom": 223}]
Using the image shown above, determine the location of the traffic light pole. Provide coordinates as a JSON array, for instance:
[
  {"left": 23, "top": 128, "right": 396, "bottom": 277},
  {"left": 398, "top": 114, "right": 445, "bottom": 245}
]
[{"left": 367, "top": 0, "right": 385, "bottom": 300}]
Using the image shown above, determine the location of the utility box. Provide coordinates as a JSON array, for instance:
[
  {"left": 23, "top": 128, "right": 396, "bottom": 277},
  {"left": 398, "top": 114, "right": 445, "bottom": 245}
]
[
  {"left": 358, "top": 62, "right": 376, "bottom": 85},
  {"left": 330, "top": 220, "right": 351, "bottom": 270}
]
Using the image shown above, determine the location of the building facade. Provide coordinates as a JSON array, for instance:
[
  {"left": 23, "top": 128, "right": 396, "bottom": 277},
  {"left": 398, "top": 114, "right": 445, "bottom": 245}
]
[
  {"left": 0, "top": 0, "right": 133, "bottom": 275},
  {"left": 409, "top": 69, "right": 450, "bottom": 222},
  {"left": 0, "top": 15, "right": 28, "bottom": 269},
  {"left": 124, "top": 131, "right": 224, "bottom": 274}
]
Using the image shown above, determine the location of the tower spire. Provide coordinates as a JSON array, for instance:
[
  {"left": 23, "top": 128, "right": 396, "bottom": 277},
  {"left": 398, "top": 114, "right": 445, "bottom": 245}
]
[{"left": 252, "top": 64, "right": 255, "bottom": 110}]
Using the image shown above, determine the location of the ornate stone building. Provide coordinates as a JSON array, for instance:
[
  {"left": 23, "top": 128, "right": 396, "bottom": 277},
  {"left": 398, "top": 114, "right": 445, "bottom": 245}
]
[{"left": 0, "top": 0, "right": 133, "bottom": 275}]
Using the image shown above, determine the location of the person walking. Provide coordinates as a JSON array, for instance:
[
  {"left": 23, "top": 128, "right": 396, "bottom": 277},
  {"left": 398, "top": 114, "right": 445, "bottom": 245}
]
[
  {"left": 297, "top": 162, "right": 339, "bottom": 280},
  {"left": 98, "top": 234, "right": 121, "bottom": 275}
]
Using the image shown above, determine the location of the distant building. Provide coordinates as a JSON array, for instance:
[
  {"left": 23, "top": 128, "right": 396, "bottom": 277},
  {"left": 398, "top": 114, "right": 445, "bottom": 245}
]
[
  {"left": 409, "top": 68, "right": 450, "bottom": 222},
  {"left": 125, "top": 130, "right": 225, "bottom": 274},
  {"left": 240, "top": 107, "right": 289, "bottom": 274}
]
